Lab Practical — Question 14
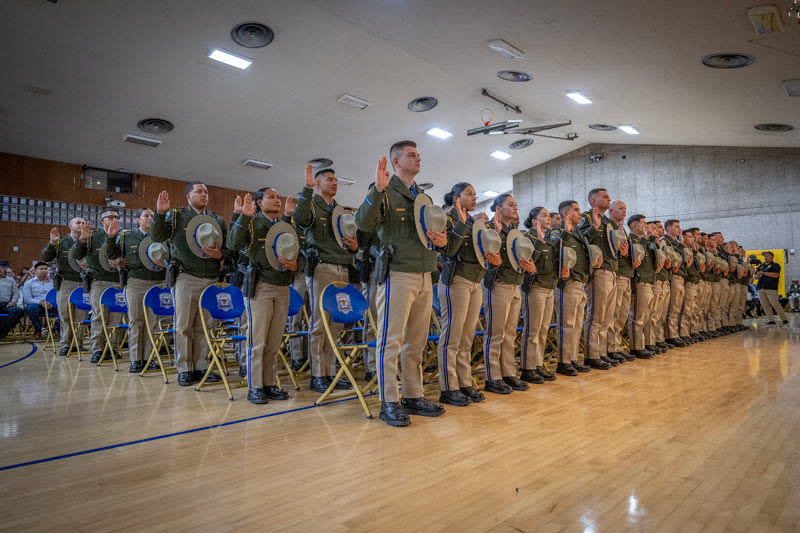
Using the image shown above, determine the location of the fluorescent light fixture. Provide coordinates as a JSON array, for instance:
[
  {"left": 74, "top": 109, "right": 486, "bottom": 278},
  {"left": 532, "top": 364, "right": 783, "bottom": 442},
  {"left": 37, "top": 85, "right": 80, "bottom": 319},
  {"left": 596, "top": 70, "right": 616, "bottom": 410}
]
[
  {"left": 490, "top": 150, "right": 511, "bottom": 160},
  {"left": 337, "top": 93, "right": 371, "bottom": 110},
  {"left": 243, "top": 159, "right": 274, "bottom": 170},
  {"left": 336, "top": 177, "right": 356, "bottom": 185},
  {"left": 487, "top": 39, "right": 525, "bottom": 60},
  {"left": 208, "top": 47, "right": 252, "bottom": 69},
  {"left": 483, "top": 190, "right": 500, "bottom": 198},
  {"left": 619, "top": 125, "right": 640, "bottom": 135},
  {"left": 783, "top": 79, "right": 800, "bottom": 97},
  {"left": 426, "top": 127, "right": 452, "bottom": 140},
  {"left": 566, "top": 91, "right": 592, "bottom": 104}
]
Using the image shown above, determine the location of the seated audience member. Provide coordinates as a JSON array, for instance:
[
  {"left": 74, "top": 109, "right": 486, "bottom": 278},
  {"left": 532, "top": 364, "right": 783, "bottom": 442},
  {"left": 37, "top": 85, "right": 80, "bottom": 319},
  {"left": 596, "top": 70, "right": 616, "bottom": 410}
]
[
  {"left": 789, "top": 280, "right": 800, "bottom": 312},
  {"left": 0, "top": 266, "right": 24, "bottom": 340},
  {"left": 21, "top": 262, "right": 55, "bottom": 337}
]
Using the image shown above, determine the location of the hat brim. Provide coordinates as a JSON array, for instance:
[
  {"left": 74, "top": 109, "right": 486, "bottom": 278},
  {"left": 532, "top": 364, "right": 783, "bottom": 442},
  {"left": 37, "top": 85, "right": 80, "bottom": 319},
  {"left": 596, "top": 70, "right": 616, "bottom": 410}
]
[
  {"left": 413, "top": 193, "right": 435, "bottom": 249},
  {"left": 560, "top": 242, "right": 577, "bottom": 271},
  {"left": 68, "top": 253, "right": 82, "bottom": 273},
  {"left": 331, "top": 205, "right": 347, "bottom": 249},
  {"left": 506, "top": 229, "right": 530, "bottom": 273},
  {"left": 471, "top": 219, "right": 489, "bottom": 269},
  {"left": 98, "top": 244, "right": 116, "bottom": 272},
  {"left": 185, "top": 215, "right": 222, "bottom": 258},
  {"left": 138, "top": 237, "right": 169, "bottom": 272},
  {"left": 265, "top": 221, "right": 299, "bottom": 271}
]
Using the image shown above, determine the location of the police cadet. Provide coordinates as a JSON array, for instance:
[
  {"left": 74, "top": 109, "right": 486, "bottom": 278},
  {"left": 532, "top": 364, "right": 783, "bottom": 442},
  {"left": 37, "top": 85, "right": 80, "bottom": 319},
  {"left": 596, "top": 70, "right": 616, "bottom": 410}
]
[
  {"left": 627, "top": 214, "right": 656, "bottom": 358},
  {"left": 152, "top": 182, "right": 228, "bottom": 387},
  {"left": 294, "top": 164, "right": 358, "bottom": 394},
  {"left": 712, "top": 232, "right": 734, "bottom": 334},
  {"left": 519, "top": 207, "right": 560, "bottom": 383},
  {"left": 228, "top": 188, "right": 298, "bottom": 404},
  {"left": 689, "top": 228, "right": 711, "bottom": 340},
  {"left": 106, "top": 208, "right": 166, "bottom": 372},
  {"left": 71, "top": 208, "right": 122, "bottom": 363},
  {"left": 436, "top": 182, "right": 497, "bottom": 405},
  {"left": 607, "top": 200, "right": 636, "bottom": 362},
  {"left": 704, "top": 233, "right": 724, "bottom": 336},
  {"left": 679, "top": 229, "right": 701, "bottom": 344},
  {"left": 43, "top": 217, "right": 88, "bottom": 356},
  {"left": 550, "top": 200, "right": 593, "bottom": 376},
  {"left": 652, "top": 221, "right": 673, "bottom": 351},
  {"left": 288, "top": 205, "right": 308, "bottom": 373},
  {"left": 355, "top": 140, "right": 454, "bottom": 427},
  {"left": 662, "top": 219, "right": 689, "bottom": 347},
  {"left": 578, "top": 188, "right": 619, "bottom": 369}
]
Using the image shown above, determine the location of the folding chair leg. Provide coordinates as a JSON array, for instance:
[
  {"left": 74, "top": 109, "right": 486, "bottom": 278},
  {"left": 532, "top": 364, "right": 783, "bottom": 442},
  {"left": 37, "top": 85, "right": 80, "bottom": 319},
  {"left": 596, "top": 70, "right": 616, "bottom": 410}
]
[
  {"left": 196, "top": 341, "right": 233, "bottom": 400},
  {"left": 316, "top": 347, "right": 372, "bottom": 418},
  {"left": 277, "top": 348, "right": 300, "bottom": 390}
]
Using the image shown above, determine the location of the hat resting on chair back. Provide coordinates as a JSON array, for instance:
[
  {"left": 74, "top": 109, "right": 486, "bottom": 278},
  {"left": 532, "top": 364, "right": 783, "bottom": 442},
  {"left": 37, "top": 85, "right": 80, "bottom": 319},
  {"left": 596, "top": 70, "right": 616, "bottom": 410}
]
[
  {"left": 507, "top": 229, "right": 534, "bottom": 273},
  {"left": 332, "top": 206, "right": 357, "bottom": 249},
  {"left": 139, "top": 237, "right": 170, "bottom": 271},
  {"left": 631, "top": 243, "right": 645, "bottom": 265},
  {"left": 186, "top": 215, "right": 222, "bottom": 258},
  {"left": 560, "top": 242, "right": 577, "bottom": 271},
  {"left": 607, "top": 225, "right": 627, "bottom": 257},
  {"left": 589, "top": 244, "right": 603, "bottom": 268},
  {"left": 413, "top": 194, "right": 446, "bottom": 249},
  {"left": 472, "top": 220, "right": 501, "bottom": 269},
  {"left": 265, "top": 221, "right": 299, "bottom": 271}
]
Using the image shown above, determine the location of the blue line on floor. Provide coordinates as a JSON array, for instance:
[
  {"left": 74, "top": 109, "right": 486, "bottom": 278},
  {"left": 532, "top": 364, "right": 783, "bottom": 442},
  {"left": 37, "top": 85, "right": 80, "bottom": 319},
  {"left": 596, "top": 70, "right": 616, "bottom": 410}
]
[
  {"left": 0, "top": 342, "right": 37, "bottom": 370},
  {"left": 0, "top": 391, "right": 376, "bottom": 472}
]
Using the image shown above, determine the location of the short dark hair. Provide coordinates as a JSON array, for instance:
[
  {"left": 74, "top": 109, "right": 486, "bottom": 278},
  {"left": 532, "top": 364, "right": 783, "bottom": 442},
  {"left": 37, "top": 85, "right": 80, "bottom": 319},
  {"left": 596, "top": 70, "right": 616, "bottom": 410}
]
[
  {"left": 314, "top": 168, "right": 335, "bottom": 179},
  {"left": 443, "top": 182, "right": 471, "bottom": 207},
  {"left": 665, "top": 219, "right": 679, "bottom": 229},
  {"left": 490, "top": 193, "right": 513, "bottom": 212},
  {"left": 523, "top": 207, "right": 547, "bottom": 229},
  {"left": 763, "top": 250, "right": 774, "bottom": 257},
  {"left": 682, "top": 229, "right": 693, "bottom": 236},
  {"left": 687, "top": 227, "right": 699, "bottom": 233},
  {"left": 389, "top": 140, "right": 417, "bottom": 167},
  {"left": 650, "top": 220, "right": 662, "bottom": 225},
  {"left": 185, "top": 181, "right": 205, "bottom": 196},
  {"left": 550, "top": 210, "right": 560, "bottom": 217},
  {"left": 558, "top": 200, "right": 576, "bottom": 218},
  {"left": 587, "top": 188, "right": 606, "bottom": 203},
  {"left": 709, "top": 231, "right": 721, "bottom": 237},
  {"left": 100, "top": 208, "right": 119, "bottom": 219},
  {"left": 34, "top": 262, "right": 48, "bottom": 269},
  {"left": 700, "top": 232, "right": 707, "bottom": 236},
  {"left": 627, "top": 214, "right": 646, "bottom": 228},
  {"left": 135, "top": 207, "right": 153, "bottom": 219}
]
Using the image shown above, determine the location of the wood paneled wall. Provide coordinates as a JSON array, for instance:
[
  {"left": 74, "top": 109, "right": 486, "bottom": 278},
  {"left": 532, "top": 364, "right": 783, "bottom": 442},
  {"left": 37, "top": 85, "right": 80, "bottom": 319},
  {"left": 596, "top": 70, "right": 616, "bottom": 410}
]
[{"left": 0, "top": 152, "right": 257, "bottom": 272}]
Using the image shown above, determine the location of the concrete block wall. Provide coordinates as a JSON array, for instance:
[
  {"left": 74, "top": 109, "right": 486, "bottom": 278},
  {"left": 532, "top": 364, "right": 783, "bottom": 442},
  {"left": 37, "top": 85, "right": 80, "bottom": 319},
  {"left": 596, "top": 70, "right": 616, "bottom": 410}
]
[{"left": 513, "top": 144, "right": 800, "bottom": 287}]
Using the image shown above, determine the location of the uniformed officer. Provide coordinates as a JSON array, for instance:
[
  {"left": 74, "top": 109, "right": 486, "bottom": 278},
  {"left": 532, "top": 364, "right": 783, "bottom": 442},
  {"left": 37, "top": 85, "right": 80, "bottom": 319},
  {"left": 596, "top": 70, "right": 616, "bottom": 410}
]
[
  {"left": 106, "top": 208, "right": 166, "bottom": 372},
  {"left": 607, "top": 200, "right": 636, "bottom": 361},
  {"left": 704, "top": 235, "right": 724, "bottom": 336},
  {"left": 294, "top": 164, "right": 358, "bottom": 393},
  {"left": 43, "top": 217, "right": 87, "bottom": 356},
  {"left": 678, "top": 229, "right": 701, "bottom": 344},
  {"left": 71, "top": 209, "right": 123, "bottom": 363},
  {"left": 354, "top": 140, "right": 453, "bottom": 427},
  {"left": 289, "top": 211, "right": 308, "bottom": 372},
  {"left": 578, "top": 188, "right": 619, "bottom": 369},
  {"left": 661, "top": 219, "right": 688, "bottom": 347},
  {"left": 228, "top": 188, "right": 298, "bottom": 404},
  {"left": 711, "top": 232, "right": 734, "bottom": 334},
  {"left": 652, "top": 221, "right": 674, "bottom": 351},
  {"left": 152, "top": 182, "right": 228, "bottom": 387},
  {"left": 520, "top": 206, "right": 561, "bottom": 383},
  {"left": 355, "top": 223, "right": 380, "bottom": 382},
  {"left": 689, "top": 228, "right": 712, "bottom": 339},
  {"left": 551, "top": 200, "right": 593, "bottom": 376},
  {"left": 627, "top": 214, "right": 657, "bottom": 358}
]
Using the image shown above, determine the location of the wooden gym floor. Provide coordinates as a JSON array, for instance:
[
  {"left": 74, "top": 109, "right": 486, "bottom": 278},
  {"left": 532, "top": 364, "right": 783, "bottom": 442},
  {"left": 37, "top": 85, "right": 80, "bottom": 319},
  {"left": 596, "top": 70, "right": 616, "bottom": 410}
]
[{"left": 1, "top": 317, "right": 799, "bottom": 532}]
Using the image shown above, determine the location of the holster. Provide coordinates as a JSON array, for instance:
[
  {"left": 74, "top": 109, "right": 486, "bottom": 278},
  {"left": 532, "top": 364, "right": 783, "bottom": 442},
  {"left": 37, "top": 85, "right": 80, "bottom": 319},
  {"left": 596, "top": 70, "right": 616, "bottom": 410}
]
[
  {"left": 521, "top": 272, "right": 534, "bottom": 294},
  {"left": 483, "top": 265, "right": 499, "bottom": 291},
  {"left": 355, "top": 257, "right": 371, "bottom": 284},
  {"left": 81, "top": 271, "right": 93, "bottom": 293},
  {"left": 227, "top": 264, "right": 246, "bottom": 288},
  {"left": 373, "top": 245, "right": 394, "bottom": 285},
  {"left": 119, "top": 268, "right": 128, "bottom": 287},
  {"left": 165, "top": 261, "right": 179, "bottom": 288},
  {"left": 304, "top": 249, "right": 320, "bottom": 278},
  {"left": 53, "top": 271, "right": 62, "bottom": 291},
  {"left": 439, "top": 257, "right": 456, "bottom": 287},
  {"left": 241, "top": 263, "right": 260, "bottom": 298}
]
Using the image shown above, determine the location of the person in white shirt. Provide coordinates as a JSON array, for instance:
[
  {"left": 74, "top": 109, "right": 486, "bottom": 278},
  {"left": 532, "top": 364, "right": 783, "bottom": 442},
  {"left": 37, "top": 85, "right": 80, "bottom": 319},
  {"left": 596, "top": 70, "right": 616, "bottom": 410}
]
[{"left": 21, "top": 262, "right": 54, "bottom": 336}]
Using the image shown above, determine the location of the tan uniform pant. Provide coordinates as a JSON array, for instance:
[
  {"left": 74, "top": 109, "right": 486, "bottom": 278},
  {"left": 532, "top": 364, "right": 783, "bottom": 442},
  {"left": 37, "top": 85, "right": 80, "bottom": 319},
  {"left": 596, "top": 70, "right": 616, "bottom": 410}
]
[
  {"left": 437, "top": 275, "right": 483, "bottom": 391},
  {"left": 521, "top": 285, "right": 553, "bottom": 369},
  {"left": 759, "top": 289, "right": 787, "bottom": 322},
  {"left": 584, "top": 269, "right": 616, "bottom": 360},
  {"left": 483, "top": 280, "right": 521, "bottom": 380},
  {"left": 738, "top": 284, "right": 748, "bottom": 322},
  {"left": 679, "top": 282, "right": 698, "bottom": 337},
  {"left": 666, "top": 276, "right": 685, "bottom": 340},
  {"left": 729, "top": 282, "right": 744, "bottom": 325},
  {"left": 646, "top": 280, "right": 663, "bottom": 345},
  {"left": 58, "top": 280, "right": 86, "bottom": 350},
  {"left": 361, "top": 273, "right": 378, "bottom": 373},
  {"left": 717, "top": 278, "right": 731, "bottom": 328},
  {"left": 375, "top": 271, "right": 432, "bottom": 403},
  {"left": 173, "top": 274, "right": 215, "bottom": 373},
  {"left": 125, "top": 277, "right": 159, "bottom": 362},
  {"left": 289, "top": 272, "right": 308, "bottom": 363},
  {"left": 697, "top": 280, "right": 711, "bottom": 332},
  {"left": 709, "top": 281, "right": 722, "bottom": 330},
  {"left": 89, "top": 280, "right": 122, "bottom": 355},
  {"left": 658, "top": 280, "right": 671, "bottom": 341},
  {"left": 245, "top": 283, "right": 289, "bottom": 389},
  {"left": 307, "top": 263, "right": 349, "bottom": 377},
  {"left": 555, "top": 280, "right": 586, "bottom": 363},
  {"left": 630, "top": 281, "right": 654, "bottom": 350},
  {"left": 609, "top": 275, "right": 632, "bottom": 353}
]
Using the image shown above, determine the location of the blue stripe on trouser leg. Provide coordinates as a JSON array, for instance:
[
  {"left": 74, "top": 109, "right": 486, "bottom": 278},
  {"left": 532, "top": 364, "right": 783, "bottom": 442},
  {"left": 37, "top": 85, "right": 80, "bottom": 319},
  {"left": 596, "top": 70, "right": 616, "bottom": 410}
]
[
  {"left": 483, "top": 288, "right": 493, "bottom": 381},
  {"left": 170, "top": 285, "right": 178, "bottom": 367},
  {"left": 308, "top": 276, "right": 314, "bottom": 374},
  {"left": 558, "top": 287, "right": 564, "bottom": 361},
  {"left": 378, "top": 274, "right": 391, "bottom": 403},
  {"left": 521, "top": 291, "right": 529, "bottom": 368},
  {"left": 585, "top": 280, "right": 595, "bottom": 358},
  {"left": 441, "top": 283, "right": 452, "bottom": 391},
  {"left": 246, "top": 296, "right": 253, "bottom": 389}
]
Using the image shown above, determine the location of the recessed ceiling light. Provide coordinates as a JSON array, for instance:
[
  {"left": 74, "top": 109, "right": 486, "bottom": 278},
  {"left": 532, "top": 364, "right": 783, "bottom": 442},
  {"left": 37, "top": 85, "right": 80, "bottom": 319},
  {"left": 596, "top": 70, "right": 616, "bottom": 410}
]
[
  {"left": 566, "top": 91, "right": 592, "bottom": 104},
  {"left": 426, "top": 127, "right": 452, "bottom": 140},
  {"left": 509, "top": 138, "right": 533, "bottom": 150},
  {"left": 487, "top": 39, "right": 525, "bottom": 60},
  {"left": 497, "top": 70, "right": 532, "bottom": 82},
  {"left": 483, "top": 190, "right": 500, "bottom": 198},
  {"left": 337, "top": 94, "right": 371, "bottom": 110},
  {"left": 782, "top": 80, "right": 800, "bottom": 97},
  {"left": 754, "top": 123, "right": 794, "bottom": 132},
  {"left": 701, "top": 53, "right": 754, "bottom": 69},
  {"left": 243, "top": 159, "right": 274, "bottom": 170},
  {"left": 208, "top": 47, "right": 252, "bottom": 69},
  {"left": 619, "top": 125, "right": 640, "bottom": 135},
  {"left": 408, "top": 96, "right": 439, "bottom": 112},
  {"left": 137, "top": 118, "right": 174, "bottom": 134},
  {"left": 490, "top": 150, "right": 511, "bottom": 160},
  {"left": 230, "top": 22, "right": 274, "bottom": 48},
  {"left": 588, "top": 124, "right": 617, "bottom": 131},
  {"left": 123, "top": 134, "right": 161, "bottom": 147}
]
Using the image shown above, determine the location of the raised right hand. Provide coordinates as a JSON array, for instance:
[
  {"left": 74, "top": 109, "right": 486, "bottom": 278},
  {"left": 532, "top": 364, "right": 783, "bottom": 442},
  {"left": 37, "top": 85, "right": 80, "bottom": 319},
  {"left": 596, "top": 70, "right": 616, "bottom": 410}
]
[
  {"left": 375, "top": 157, "right": 390, "bottom": 192},
  {"left": 156, "top": 190, "right": 170, "bottom": 214},
  {"left": 233, "top": 195, "right": 243, "bottom": 214},
  {"left": 453, "top": 196, "right": 467, "bottom": 224},
  {"left": 305, "top": 163, "right": 316, "bottom": 188},
  {"left": 49, "top": 227, "right": 60, "bottom": 244},
  {"left": 80, "top": 221, "right": 92, "bottom": 241},
  {"left": 242, "top": 193, "right": 256, "bottom": 217}
]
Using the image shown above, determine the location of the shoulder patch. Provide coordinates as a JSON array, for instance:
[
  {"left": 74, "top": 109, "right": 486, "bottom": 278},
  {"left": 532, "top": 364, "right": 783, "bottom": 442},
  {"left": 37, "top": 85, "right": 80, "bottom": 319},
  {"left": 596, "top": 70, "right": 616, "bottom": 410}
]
[{"left": 549, "top": 228, "right": 562, "bottom": 242}]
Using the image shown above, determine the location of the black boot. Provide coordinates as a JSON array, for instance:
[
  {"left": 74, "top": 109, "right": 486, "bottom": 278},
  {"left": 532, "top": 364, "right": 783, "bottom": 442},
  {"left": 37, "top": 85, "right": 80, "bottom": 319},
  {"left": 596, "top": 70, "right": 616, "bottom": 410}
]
[
  {"left": 264, "top": 385, "right": 289, "bottom": 400},
  {"left": 439, "top": 390, "right": 472, "bottom": 406},
  {"left": 379, "top": 402, "right": 410, "bottom": 427},
  {"left": 309, "top": 376, "right": 328, "bottom": 393},
  {"left": 571, "top": 360, "right": 591, "bottom": 373},
  {"left": 401, "top": 397, "right": 446, "bottom": 417},
  {"left": 503, "top": 375, "right": 529, "bottom": 391},
  {"left": 630, "top": 349, "right": 654, "bottom": 359},
  {"left": 535, "top": 366, "right": 557, "bottom": 381},
  {"left": 129, "top": 360, "right": 145, "bottom": 373},
  {"left": 587, "top": 358, "right": 610, "bottom": 370},
  {"left": 460, "top": 386, "right": 486, "bottom": 403},
  {"left": 556, "top": 362, "right": 578, "bottom": 376},
  {"left": 519, "top": 369, "right": 545, "bottom": 384},
  {"left": 484, "top": 379, "right": 512, "bottom": 394},
  {"left": 247, "top": 387, "right": 268, "bottom": 404}
]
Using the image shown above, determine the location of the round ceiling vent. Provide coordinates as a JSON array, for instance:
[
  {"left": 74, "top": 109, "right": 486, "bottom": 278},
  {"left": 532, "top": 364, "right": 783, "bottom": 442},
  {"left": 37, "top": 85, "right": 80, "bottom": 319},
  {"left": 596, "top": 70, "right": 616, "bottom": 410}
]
[
  {"left": 509, "top": 138, "right": 533, "bottom": 150},
  {"left": 308, "top": 158, "right": 333, "bottom": 168},
  {"left": 588, "top": 123, "right": 617, "bottom": 131},
  {"left": 497, "top": 70, "right": 532, "bottom": 82},
  {"left": 407, "top": 97, "right": 438, "bottom": 112},
  {"left": 231, "top": 22, "right": 274, "bottom": 48},
  {"left": 754, "top": 123, "right": 794, "bottom": 132},
  {"left": 137, "top": 118, "right": 174, "bottom": 134},
  {"left": 701, "top": 53, "right": 754, "bottom": 69}
]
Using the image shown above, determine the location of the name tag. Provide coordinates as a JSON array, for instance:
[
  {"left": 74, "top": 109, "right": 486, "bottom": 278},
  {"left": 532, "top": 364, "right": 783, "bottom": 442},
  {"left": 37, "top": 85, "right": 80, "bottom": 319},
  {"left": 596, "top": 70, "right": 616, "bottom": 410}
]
[{"left": 395, "top": 208, "right": 406, "bottom": 212}]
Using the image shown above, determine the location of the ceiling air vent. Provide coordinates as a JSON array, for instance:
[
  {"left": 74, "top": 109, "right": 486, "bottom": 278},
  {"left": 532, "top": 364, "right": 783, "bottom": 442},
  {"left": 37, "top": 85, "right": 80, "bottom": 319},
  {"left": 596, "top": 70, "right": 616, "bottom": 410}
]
[
  {"left": 783, "top": 79, "right": 800, "bottom": 97},
  {"left": 701, "top": 53, "right": 754, "bottom": 69},
  {"left": 509, "top": 138, "right": 533, "bottom": 150},
  {"left": 407, "top": 96, "right": 438, "bottom": 112},
  {"left": 754, "top": 123, "right": 794, "bottom": 132},
  {"left": 497, "top": 70, "right": 532, "bottom": 82},
  {"left": 231, "top": 22, "right": 274, "bottom": 48},
  {"left": 243, "top": 159, "right": 274, "bottom": 170},
  {"left": 588, "top": 123, "right": 617, "bottom": 131},
  {"left": 308, "top": 158, "right": 333, "bottom": 168},
  {"left": 337, "top": 94, "right": 371, "bottom": 110},
  {"left": 137, "top": 118, "right": 174, "bottom": 134},
  {"left": 123, "top": 134, "right": 161, "bottom": 147}
]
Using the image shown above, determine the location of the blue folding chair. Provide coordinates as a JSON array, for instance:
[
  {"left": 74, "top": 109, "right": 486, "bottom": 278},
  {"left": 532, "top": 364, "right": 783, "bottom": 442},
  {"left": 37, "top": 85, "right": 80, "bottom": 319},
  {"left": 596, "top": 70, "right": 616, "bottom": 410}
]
[
  {"left": 315, "top": 282, "right": 377, "bottom": 418},
  {"left": 275, "top": 285, "right": 309, "bottom": 390},
  {"left": 141, "top": 285, "right": 176, "bottom": 383},
  {"left": 67, "top": 287, "right": 92, "bottom": 360},
  {"left": 43, "top": 289, "right": 59, "bottom": 353},
  {"left": 198, "top": 283, "right": 246, "bottom": 400},
  {"left": 97, "top": 286, "right": 129, "bottom": 370}
]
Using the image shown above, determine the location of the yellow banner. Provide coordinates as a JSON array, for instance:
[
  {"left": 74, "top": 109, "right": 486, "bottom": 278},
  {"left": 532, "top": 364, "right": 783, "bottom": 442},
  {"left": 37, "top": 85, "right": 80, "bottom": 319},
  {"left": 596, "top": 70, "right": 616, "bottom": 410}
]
[{"left": 746, "top": 249, "right": 786, "bottom": 297}]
